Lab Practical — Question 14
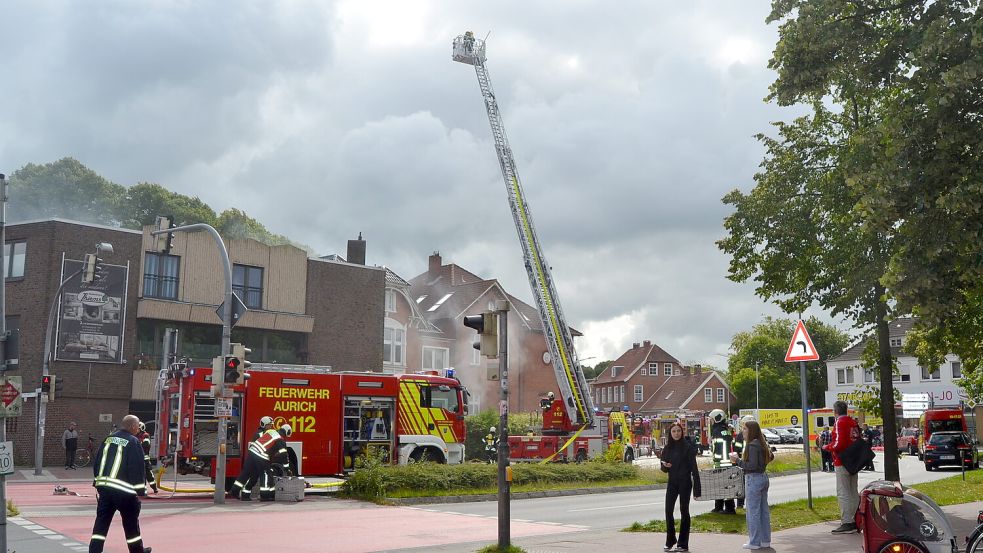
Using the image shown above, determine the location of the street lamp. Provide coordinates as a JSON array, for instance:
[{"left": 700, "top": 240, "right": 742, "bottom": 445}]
[{"left": 755, "top": 361, "right": 760, "bottom": 423}]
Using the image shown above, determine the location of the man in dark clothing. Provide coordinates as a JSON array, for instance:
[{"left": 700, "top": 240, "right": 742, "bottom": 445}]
[
  {"left": 63, "top": 422, "right": 79, "bottom": 469},
  {"left": 818, "top": 427, "right": 833, "bottom": 472},
  {"left": 231, "top": 424, "right": 290, "bottom": 501},
  {"left": 861, "top": 424, "right": 875, "bottom": 471},
  {"left": 136, "top": 423, "right": 157, "bottom": 494},
  {"left": 89, "top": 414, "right": 152, "bottom": 553}
]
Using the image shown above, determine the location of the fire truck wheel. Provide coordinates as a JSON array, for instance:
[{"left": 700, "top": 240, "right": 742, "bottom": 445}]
[
  {"left": 623, "top": 449, "right": 634, "bottom": 463},
  {"left": 574, "top": 450, "right": 587, "bottom": 463},
  {"left": 877, "top": 539, "right": 928, "bottom": 553},
  {"left": 410, "top": 447, "right": 445, "bottom": 464}
]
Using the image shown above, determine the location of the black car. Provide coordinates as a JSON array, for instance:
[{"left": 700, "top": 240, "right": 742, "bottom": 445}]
[{"left": 923, "top": 431, "right": 979, "bottom": 471}]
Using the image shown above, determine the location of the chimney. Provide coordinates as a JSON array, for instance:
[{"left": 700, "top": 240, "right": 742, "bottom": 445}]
[
  {"left": 429, "top": 251, "right": 442, "bottom": 275},
  {"left": 346, "top": 232, "right": 366, "bottom": 265},
  {"left": 632, "top": 342, "right": 640, "bottom": 349},
  {"left": 643, "top": 340, "right": 651, "bottom": 347},
  {"left": 693, "top": 364, "right": 702, "bottom": 375}
]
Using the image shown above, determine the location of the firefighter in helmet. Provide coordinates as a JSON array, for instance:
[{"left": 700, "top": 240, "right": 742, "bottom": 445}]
[
  {"left": 540, "top": 392, "right": 555, "bottom": 412},
  {"left": 253, "top": 416, "right": 274, "bottom": 441},
  {"left": 232, "top": 423, "right": 290, "bottom": 501},
  {"left": 137, "top": 422, "right": 157, "bottom": 494},
  {"left": 259, "top": 424, "right": 293, "bottom": 501},
  {"left": 709, "top": 409, "right": 737, "bottom": 514},
  {"left": 484, "top": 426, "right": 497, "bottom": 463}
]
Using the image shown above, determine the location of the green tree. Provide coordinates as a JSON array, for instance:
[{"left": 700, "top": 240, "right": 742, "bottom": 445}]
[
  {"left": 7, "top": 158, "right": 125, "bottom": 224},
  {"left": 724, "top": 317, "right": 849, "bottom": 410},
  {"left": 117, "top": 182, "right": 218, "bottom": 229},
  {"left": 583, "top": 360, "right": 613, "bottom": 381}
]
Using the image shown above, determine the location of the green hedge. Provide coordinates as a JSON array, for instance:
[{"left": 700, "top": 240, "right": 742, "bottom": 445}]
[{"left": 343, "top": 460, "right": 638, "bottom": 499}]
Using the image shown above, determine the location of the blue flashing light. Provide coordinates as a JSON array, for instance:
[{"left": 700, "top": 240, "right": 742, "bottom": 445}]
[{"left": 446, "top": 368, "right": 456, "bottom": 379}]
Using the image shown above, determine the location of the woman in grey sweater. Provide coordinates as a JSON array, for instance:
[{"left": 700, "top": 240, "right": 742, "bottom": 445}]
[{"left": 730, "top": 420, "right": 773, "bottom": 550}]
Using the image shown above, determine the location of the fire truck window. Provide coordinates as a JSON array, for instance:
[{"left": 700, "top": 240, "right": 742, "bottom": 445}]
[{"left": 422, "top": 386, "right": 461, "bottom": 413}]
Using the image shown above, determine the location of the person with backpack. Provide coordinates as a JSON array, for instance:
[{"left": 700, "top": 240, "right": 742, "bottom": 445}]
[
  {"left": 660, "top": 422, "right": 701, "bottom": 552},
  {"left": 823, "top": 400, "right": 861, "bottom": 534},
  {"left": 730, "top": 420, "right": 773, "bottom": 550}
]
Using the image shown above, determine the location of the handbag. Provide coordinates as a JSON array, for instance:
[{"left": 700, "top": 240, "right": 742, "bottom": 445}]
[{"left": 839, "top": 437, "right": 874, "bottom": 475}]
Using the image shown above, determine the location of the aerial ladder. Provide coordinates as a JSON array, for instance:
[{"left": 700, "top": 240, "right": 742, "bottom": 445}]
[{"left": 452, "top": 32, "right": 596, "bottom": 436}]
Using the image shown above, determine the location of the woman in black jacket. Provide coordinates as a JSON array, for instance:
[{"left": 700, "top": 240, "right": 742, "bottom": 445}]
[{"left": 660, "top": 422, "right": 701, "bottom": 552}]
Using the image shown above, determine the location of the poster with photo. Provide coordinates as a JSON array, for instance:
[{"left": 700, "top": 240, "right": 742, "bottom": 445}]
[{"left": 55, "top": 257, "right": 129, "bottom": 363}]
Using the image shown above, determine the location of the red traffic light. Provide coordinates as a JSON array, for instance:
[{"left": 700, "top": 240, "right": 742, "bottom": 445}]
[{"left": 225, "top": 358, "right": 240, "bottom": 371}]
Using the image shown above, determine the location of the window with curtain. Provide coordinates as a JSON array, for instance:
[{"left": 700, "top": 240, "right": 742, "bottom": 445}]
[{"left": 143, "top": 252, "right": 180, "bottom": 300}]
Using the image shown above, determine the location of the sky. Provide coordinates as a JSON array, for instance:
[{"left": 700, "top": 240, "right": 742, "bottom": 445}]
[{"left": 0, "top": 0, "right": 853, "bottom": 367}]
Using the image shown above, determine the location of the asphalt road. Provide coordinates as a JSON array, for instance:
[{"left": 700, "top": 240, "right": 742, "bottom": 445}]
[{"left": 413, "top": 452, "right": 962, "bottom": 529}]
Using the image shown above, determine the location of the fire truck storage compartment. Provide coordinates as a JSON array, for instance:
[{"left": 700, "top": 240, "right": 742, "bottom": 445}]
[
  {"left": 191, "top": 391, "right": 243, "bottom": 458},
  {"left": 343, "top": 397, "right": 394, "bottom": 470}
]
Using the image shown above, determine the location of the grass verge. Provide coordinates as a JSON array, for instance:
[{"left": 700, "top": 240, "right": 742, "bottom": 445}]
[{"left": 627, "top": 467, "right": 983, "bottom": 534}]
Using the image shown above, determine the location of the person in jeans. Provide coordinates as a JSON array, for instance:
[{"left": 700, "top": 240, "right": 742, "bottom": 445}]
[
  {"left": 817, "top": 427, "right": 833, "bottom": 472},
  {"left": 660, "top": 422, "right": 701, "bottom": 552},
  {"left": 62, "top": 422, "right": 79, "bottom": 469},
  {"left": 824, "top": 400, "right": 860, "bottom": 534},
  {"left": 730, "top": 421, "right": 773, "bottom": 550}
]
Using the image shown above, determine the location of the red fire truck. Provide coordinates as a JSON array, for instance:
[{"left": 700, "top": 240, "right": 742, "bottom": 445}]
[{"left": 157, "top": 364, "right": 468, "bottom": 483}]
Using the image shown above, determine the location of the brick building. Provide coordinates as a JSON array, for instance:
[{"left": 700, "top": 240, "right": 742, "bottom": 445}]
[
  {"left": 3, "top": 218, "right": 384, "bottom": 464},
  {"left": 592, "top": 340, "right": 736, "bottom": 415}
]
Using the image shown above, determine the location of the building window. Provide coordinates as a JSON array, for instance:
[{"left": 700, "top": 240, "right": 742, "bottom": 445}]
[
  {"left": 953, "top": 361, "right": 962, "bottom": 379},
  {"left": 603, "top": 387, "right": 608, "bottom": 404},
  {"left": 634, "top": 385, "right": 643, "bottom": 402},
  {"left": 2, "top": 241, "right": 26, "bottom": 278},
  {"left": 233, "top": 264, "right": 263, "bottom": 309},
  {"left": 863, "top": 367, "right": 876, "bottom": 383},
  {"left": 422, "top": 346, "right": 449, "bottom": 371},
  {"left": 385, "top": 289, "right": 396, "bottom": 313},
  {"left": 641, "top": 366, "right": 647, "bottom": 376},
  {"left": 664, "top": 363, "right": 672, "bottom": 375},
  {"left": 836, "top": 367, "right": 855, "bottom": 385},
  {"left": 620, "top": 385, "right": 625, "bottom": 403},
  {"left": 892, "top": 370, "right": 911, "bottom": 383},
  {"left": 890, "top": 337, "right": 903, "bottom": 347},
  {"left": 383, "top": 326, "right": 404, "bottom": 366},
  {"left": 716, "top": 388, "right": 725, "bottom": 403},
  {"left": 143, "top": 252, "right": 180, "bottom": 300},
  {"left": 920, "top": 365, "right": 941, "bottom": 381},
  {"left": 649, "top": 362, "right": 658, "bottom": 375},
  {"left": 704, "top": 388, "right": 712, "bottom": 402}
]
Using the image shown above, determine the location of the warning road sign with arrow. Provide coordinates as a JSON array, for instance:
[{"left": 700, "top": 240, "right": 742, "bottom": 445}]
[{"left": 785, "top": 320, "right": 820, "bottom": 363}]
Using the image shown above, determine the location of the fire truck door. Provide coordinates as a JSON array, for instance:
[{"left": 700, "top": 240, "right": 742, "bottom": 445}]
[
  {"left": 417, "top": 384, "right": 460, "bottom": 443},
  {"left": 342, "top": 397, "right": 394, "bottom": 470}
]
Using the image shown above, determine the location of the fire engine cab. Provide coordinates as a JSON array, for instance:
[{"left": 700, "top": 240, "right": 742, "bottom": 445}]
[{"left": 157, "top": 364, "right": 468, "bottom": 482}]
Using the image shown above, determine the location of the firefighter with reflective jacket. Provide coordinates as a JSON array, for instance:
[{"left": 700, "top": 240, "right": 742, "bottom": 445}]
[
  {"left": 137, "top": 422, "right": 157, "bottom": 494},
  {"left": 231, "top": 424, "right": 290, "bottom": 501},
  {"left": 709, "top": 409, "right": 737, "bottom": 514},
  {"left": 484, "top": 426, "right": 497, "bottom": 463},
  {"left": 260, "top": 424, "right": 293, "bottom": 501},
  {"left": 89, "top": 414, "right": 152, "bottom": 553},
  {"left": 253, "top": 416, "right": 274, "bottom": 440}
]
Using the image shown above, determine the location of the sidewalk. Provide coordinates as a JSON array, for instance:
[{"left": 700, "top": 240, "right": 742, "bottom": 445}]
[{"left": 394, "top": 500, "right": 983, "bottom": 553}]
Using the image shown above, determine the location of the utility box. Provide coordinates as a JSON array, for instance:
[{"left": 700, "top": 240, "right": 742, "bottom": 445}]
[{"left": 274, "top": 476, "right": 306, "bottom": 502}]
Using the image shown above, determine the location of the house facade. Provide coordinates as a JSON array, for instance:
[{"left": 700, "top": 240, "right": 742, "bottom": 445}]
[{"left": 592, "top": 340, "right": 736, "bottom": 415}]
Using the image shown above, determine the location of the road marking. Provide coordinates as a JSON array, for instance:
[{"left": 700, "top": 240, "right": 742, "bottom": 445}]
[
  {"left": 568, "top": 502, "right": 660, "bottom": 512},
  {"left": 9, "top": 516, "right": 78, "bottom": 545}
]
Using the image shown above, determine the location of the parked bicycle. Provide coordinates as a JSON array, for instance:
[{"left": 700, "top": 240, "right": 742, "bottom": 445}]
[
  {"left": 965, "top": 510, "right": 983, "bottom": 552},
  {"left": 74, "top": 434, "right": 94, "bottom": 468}
]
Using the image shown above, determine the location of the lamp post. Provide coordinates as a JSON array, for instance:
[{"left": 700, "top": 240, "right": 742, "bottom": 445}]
[
  {"left": 755, "top": 361, "right": 760, "bottom": 422},
  {"left": 36, "top": 242, "right": 114, "bottom": 475}
]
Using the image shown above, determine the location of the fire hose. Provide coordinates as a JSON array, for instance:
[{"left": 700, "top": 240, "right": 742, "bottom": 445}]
[{"left": 154, "top": 465, "right": 214, "bottom": 494}]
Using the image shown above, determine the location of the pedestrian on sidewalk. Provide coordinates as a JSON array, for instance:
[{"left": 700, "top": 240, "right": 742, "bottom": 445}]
[
  {"left": 730, "top": 420, "right": 773, "bottom": 550},
  {"left": 861, "top": 424, "right": 875, "bottom": 471},
  {"left": 817, "top": 427, "right": 833, "bottom": 472},
  {"left": 63, "top": 421, "right": 79, "bottom": 469},
  {"left": 823, "top": 400, "right": 860, "bottom": 534},
  {"left": 660, "top": 422, "right": 701, "bottom": 552}
]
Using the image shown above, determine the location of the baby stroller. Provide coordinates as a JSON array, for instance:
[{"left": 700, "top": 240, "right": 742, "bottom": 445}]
[{"left": 855, "top": 480, "right": 958, "bottom": 553}]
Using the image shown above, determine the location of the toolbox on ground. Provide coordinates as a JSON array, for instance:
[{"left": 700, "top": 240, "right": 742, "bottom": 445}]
[
  {"left": 274, "top": 476, "right": 306, "bottom": 502},
  {"left": 695, "top": 466, "right": 744, "bottom": 500}
]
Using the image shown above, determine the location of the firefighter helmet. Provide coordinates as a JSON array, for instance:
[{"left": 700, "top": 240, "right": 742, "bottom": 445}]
[
  {"left": 739, "top": 415, "right": 755, "bottom": 428},
  {"left": 260, "top": 416, "right": 274, "bottom": 427},
  {"left": 280, "top": 424, "right": 293, "bottom": 437},
  {"left": 709, "top": 409, "right": 727, "bottom": 424},
  {"left": 489, "top": 426, "right": 496, "bottom": 433},
  {"left": 139, "top": 422, "right": 146, "bottom": 432}
]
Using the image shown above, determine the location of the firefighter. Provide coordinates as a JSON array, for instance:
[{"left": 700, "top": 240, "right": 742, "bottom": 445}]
[
  {"left": 484, "top": 426, "right": 497, "bottom": 463},
  {"left": 88, "top": 414, "right": 152, "bottom": 553},
  {"left": 231, "top": 424, "right": 290, "bottom": 501},
  {"left": 540, "top": 392, "right": 555, "bottom": 411},
  {"left": 259, "top": 424, "right": 292, "bottom": 501},
  {"left": 137, "top": 422, "right": 157, "bottom": 494},
  {"left": 252, "top": 416, "right": 274, "bottom": 440},
  {"left": 708, "top": 409, "right": 737, "bottom": 515}
]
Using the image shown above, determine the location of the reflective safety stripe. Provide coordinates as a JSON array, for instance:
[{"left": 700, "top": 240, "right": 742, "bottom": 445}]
[
  {"left": 126, "top": 535, "right": 143, "bottom": 543},
  {"left": 248, "top": 443, "right": 270, "bottom": 459},
  {"left": 232, "top": 481, "right": 245, "bottom": 489},
  {"left": 94, "top": 476, "right": 144, "bottom": 495},
  {"left": 91, "top": 534, "right": 106, "bottom": 541}
]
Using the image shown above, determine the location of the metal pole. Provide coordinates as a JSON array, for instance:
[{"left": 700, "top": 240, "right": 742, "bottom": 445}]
[
  {"left": 0, "top": 173, "right": 9, "bottom": 552},
  {"left": 495, "top": 300, "right": 510, "bottom": 550},
  {"left": 800, "top": 360, "right": 813, "bottom": 508},
  {"left": 152, "top": 223, "right": 232, "bottom": 504},
  {"left": 755, "top": 361, "right": 760, "bottom": 422}
]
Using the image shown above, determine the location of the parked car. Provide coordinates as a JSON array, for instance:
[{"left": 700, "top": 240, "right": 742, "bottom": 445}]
[
  {"left": 787, "top": 427, "right": 805, "bottom": 443},
  {"left": 774, "top": 427, "right": 799, "bottom": 444},
  {"left": 761, "top": 428, "right": 782, "bottom": 444},
  {"left": 923, "top": 431, "right": 979, "bottom": 471},
  {"left": 897, "top": 427, "right": 919, "bottom": 455}
]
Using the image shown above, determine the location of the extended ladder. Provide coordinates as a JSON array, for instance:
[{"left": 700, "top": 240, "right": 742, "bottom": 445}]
[{"left": 453, "top": 33, "right": 595, "bottom": 427}]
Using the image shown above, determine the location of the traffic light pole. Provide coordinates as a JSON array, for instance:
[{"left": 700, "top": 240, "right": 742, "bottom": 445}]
[
  {"left": 152, "top": 223, "right": 232, "bottom": 504},
  {"left": 1, "top": 173, "right": 9, "bottom": 553},
  {"left": 494, "top": 300, "right": 510, "bottom": 551}
]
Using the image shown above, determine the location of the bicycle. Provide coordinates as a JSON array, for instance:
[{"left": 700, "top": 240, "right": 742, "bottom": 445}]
[
  {"left": 966, "top": 510, "right": 983, "bottom": 552},
  {"left": 74, "top": 434, "right": 94, "bottom": 468}
]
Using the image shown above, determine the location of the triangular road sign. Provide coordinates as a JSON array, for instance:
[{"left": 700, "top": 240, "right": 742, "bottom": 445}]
[{"left": 785, "top": 320, "right": 820, "bottom": 362}]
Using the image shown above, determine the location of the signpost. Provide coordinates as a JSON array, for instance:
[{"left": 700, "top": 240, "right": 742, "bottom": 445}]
[
  {"left": 0, "top": 443, "right": 12, "bottom": 476},
  {"left": 902, "top": 393, "right": 930, "bottom": 419},
  {"left": 786, "top": 319, "right": 820, "bottom": 508},
  {"left": 0, "top": 377, "right": 22, "bottom": 418}
]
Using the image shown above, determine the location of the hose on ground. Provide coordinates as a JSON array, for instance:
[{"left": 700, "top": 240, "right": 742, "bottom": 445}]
[{"left": 154, "top": 465, "right": 215, "bottom": 494}]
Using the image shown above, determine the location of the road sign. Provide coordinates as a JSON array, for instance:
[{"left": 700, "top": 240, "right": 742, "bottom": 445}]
[
  {"left": 214, "top": 398, "right": 233, "bottom": 418},
  {"left": 0, "top": 377, "right": 23, "bottom": 418},
  {"left": 215, "top": 292, "right": 248, "bottom": 329},
  {"left": 0, "top": 441, "right": 13, "bottom": 475},
  {"left": 785, "top": 320, "right": 820, "bottom": 362}
]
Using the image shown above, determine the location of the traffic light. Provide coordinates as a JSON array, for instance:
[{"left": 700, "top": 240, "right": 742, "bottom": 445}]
[
  {"left": 211, "top": 356, "right": 225, "bottom": 388},
  {"left": 224, "top": 343, "right": 252, "bottom": 385},
  {"left": 463, "top": 311, "right": 498, "bottom": 358},
  {"left": 154, "top": 215, "right": 174, "bottom": 254},
  {"left": 53, "top": 375, "right": 63, "bottom": 401},
  {"left": 82, "top": 253, "right": 108, "bottom": 284},
  {"left": 41, "top": 374, "right": 51, "bottom": 394}
]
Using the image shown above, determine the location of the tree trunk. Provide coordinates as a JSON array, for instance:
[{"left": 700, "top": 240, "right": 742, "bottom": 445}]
[{"left": 875, "top": 288, "right": 900, "bottom": 481}]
